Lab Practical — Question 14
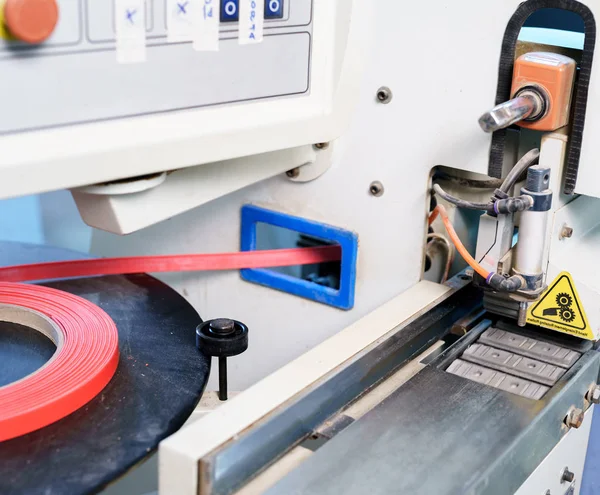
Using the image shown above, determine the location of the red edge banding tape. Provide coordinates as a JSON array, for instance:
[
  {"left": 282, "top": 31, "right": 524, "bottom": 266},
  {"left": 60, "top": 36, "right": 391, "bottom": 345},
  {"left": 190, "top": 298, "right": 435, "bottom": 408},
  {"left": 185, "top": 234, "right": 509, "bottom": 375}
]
[
  {"left": 0, "top": 246, "right": 342, "bottom": 283},
  {"left": 0, "top": 283, "right": 119, "bottom": 442},
  {"left": 0, "top": 246, "right": 341, "bottom": 441}
]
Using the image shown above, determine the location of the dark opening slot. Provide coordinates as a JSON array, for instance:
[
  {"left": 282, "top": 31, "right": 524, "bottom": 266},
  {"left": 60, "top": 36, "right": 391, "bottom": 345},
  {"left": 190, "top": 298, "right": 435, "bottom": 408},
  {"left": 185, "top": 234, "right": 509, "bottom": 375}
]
[
  {"left": 524, "top": 7, "right": 585, "bottom": 32},
  {"left": 255, "top": 223, "right": 342, "bottom": 290}
]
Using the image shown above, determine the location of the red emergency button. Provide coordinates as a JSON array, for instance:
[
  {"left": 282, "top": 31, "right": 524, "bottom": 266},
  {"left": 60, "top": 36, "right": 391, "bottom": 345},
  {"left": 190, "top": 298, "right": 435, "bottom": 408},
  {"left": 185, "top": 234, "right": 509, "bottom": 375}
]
[{"left": 3, "top": 0, "right": 58, "bottom": 44}]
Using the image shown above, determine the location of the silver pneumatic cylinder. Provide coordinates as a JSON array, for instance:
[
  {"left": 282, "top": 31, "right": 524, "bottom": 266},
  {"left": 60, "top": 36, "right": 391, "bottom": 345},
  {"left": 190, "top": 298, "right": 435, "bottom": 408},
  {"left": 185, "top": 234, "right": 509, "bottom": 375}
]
[{"left": 513, "top": 165, "right": 553, "bottom": 291}]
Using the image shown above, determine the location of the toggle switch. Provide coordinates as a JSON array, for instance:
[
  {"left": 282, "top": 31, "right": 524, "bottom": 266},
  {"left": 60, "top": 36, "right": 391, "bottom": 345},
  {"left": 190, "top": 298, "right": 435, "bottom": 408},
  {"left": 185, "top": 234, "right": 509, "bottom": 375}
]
[
  {"left": 220, "top": 0, "right": 238, "bottom": 22},
  {"left": 264, "top": 0, "right": 283, "bottom": 19}
]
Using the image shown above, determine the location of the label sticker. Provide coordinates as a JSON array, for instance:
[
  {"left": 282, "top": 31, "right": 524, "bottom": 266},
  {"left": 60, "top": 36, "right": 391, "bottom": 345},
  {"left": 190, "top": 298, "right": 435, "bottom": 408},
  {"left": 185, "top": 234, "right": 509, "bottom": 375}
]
[
  {"left": 167, "top": 0, "right": 219, "bottom": 50},
  {"left": 239, "top": 0, "right": 264, "bottom": 45},
  {"left": 115, "top": 0, "right": 147, "bottom": 63},
  {"left": 167, "top": 0, "right": 194, "bottom": 43},
  {"left": 194, "top": 0, "right": 219, "bottom": 51},
  {"left": 526, "top": 271, "right": 594, "bottom": 340}
]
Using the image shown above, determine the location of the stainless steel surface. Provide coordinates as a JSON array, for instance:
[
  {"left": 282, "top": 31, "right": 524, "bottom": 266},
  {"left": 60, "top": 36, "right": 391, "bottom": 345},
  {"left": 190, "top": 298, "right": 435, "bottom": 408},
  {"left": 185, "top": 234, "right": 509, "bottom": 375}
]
[
  {"left": 266, "top": 323, "right": 600, "bottom": 495},
  {"left": 478, "top": 96, "right": 537, "bottom": 133},
  {"left": 199, "top": 277, "right": 481, "bottom": 495},
  {"left": 461, "top": 343, "right": 565, "bottom": 386},
  {"left": 479, "top": 328, "right": 580, "bottom": 368},
  {"left": 447, "top": 359, "right": 548, "bottom": 399}
]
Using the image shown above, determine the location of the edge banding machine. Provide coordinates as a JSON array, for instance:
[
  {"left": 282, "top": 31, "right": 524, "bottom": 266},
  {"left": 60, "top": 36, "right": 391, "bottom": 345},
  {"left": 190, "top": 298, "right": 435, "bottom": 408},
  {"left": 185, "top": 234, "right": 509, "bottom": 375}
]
[{"left": 2, "top": 0, "right": 600, "bottom": 494}]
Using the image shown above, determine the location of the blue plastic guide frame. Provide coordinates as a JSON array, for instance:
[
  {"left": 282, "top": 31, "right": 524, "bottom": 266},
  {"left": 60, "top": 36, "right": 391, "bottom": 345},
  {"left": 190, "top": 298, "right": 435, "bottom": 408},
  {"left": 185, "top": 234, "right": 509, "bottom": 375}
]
[{"left": 240, "top": 205, "right": 358, "bottom": 310}]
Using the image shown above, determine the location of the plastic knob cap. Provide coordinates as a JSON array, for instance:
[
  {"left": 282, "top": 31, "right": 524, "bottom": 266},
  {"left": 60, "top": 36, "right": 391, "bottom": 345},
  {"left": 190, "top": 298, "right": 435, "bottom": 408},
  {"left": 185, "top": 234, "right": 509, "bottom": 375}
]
[{"left": 4, "top": 0, "right": 59, "bottom": 44}]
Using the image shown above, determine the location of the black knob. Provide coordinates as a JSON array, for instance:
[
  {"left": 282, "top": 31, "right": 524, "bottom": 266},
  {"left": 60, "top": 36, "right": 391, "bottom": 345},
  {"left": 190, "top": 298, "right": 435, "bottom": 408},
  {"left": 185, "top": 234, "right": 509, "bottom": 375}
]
[
  {"left": 561, "top": 467, "right": 575, "bottom": 484},
  {"left": 196, "top": 319, "right": 249, "bottom": 401}
]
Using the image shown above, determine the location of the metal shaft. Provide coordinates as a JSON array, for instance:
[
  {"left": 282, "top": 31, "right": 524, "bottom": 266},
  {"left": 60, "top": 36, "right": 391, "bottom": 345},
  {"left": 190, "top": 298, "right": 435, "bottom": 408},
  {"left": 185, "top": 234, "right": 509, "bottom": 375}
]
[
  {"left": 478, "top": 96, "right": 537, "bottom": 133},
  {"left": 218, "top": 356, "right": 228, "bottom": 401},
  {"left": 518, "top": 302, "right": 528, "bottom": 327}
]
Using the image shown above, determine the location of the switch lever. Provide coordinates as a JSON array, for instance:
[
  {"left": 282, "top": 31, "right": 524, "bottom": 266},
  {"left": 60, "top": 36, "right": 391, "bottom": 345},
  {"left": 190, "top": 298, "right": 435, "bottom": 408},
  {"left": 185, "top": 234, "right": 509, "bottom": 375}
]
[{"left": 478, "top": 88, "right": 546, "bottom": 133}]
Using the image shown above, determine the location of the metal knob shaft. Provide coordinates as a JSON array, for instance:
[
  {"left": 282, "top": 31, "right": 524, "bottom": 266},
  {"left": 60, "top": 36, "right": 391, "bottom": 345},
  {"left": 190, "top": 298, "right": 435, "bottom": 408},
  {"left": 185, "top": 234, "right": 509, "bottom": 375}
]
[
  {"left": 196, "top": 318, "right": 249, "bottom": 401},
  {"left": 478, "top": 88, "right": 546, "bottom": 133}
]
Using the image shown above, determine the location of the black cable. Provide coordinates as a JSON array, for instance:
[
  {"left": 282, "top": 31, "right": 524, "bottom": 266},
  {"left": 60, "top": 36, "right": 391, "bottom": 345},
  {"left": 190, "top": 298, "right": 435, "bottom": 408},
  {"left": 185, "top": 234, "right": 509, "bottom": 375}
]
[
  {"left": 432, "top": 149, "right": 539, "bottom": 213},
  {"left": 433, "top": 170, "right": 503, "bottom": 189},
  {"left": 432, "top": 184, "right": 489, "bottom": 210},
  {"left": 499, "top": 149, "right": 540, "bottom": 193}
]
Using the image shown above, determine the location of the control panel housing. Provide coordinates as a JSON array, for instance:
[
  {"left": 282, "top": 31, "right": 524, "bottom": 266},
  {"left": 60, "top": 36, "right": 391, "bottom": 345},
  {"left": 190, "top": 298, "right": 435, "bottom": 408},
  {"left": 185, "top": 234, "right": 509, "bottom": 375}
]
[{"left": 0, "top": 0, "right": 364, "bottom": 198}]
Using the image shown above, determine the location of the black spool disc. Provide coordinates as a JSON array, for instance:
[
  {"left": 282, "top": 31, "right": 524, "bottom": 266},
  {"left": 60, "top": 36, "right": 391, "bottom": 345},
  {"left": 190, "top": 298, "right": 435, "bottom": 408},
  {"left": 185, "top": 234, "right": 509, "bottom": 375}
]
[{"left": 0, "top": 242, "right": 210, "bottom": 495}]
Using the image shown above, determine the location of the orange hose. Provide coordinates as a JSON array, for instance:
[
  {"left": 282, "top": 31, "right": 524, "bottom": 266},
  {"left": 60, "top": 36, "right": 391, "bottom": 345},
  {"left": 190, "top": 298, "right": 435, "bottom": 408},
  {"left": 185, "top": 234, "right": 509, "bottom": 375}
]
[{"left": 429, "top": 205, "right": 490, "bottom": 280}]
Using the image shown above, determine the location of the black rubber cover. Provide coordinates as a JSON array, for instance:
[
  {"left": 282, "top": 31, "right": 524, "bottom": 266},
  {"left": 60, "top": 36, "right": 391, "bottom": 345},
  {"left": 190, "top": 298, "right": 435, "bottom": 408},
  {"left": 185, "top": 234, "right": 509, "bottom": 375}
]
[
  {"left": 0, "top": 243, "right": 210, "bottom": 495},
  {"left": 488, "top": 0, "right": 595, "bottom": 195}
]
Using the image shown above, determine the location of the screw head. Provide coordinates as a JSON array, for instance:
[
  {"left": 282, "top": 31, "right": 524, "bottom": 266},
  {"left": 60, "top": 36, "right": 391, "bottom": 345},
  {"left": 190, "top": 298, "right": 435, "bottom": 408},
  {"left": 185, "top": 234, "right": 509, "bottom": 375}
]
[
  {"left": 286, "top": 168, "right": 300, "bottom": 179},
  {"left": 376, "top": 86, "right": 393, "bottom": 104},
  {"left": 565, "top": 407, "right": 584, "bottom": 428},
  {"left": 560, "top": 225, "right": 574, "bottom": 240},
  {"left": 209, "top": 318, "right": 236, "bottom": 336},
  {"left": 369, "top": 181, "right": 384, "bottom": 197}
]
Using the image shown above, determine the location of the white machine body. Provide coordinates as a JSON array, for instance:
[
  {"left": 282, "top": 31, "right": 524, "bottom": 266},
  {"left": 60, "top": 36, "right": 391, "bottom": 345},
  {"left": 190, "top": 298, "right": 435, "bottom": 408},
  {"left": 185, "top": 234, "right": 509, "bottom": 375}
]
[
  {"left": 1, "top": 0, "right": 600, "bottom": 386},
  {"left": 3, "top": 0, "right": 600, "bottom": 494}
]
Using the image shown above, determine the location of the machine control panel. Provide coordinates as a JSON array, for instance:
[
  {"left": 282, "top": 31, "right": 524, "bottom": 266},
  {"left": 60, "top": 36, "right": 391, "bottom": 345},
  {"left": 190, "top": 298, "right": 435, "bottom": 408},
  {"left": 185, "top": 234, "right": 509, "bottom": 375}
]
[{"left": 0, "top": 0, "right": 313, "bottom": 134}]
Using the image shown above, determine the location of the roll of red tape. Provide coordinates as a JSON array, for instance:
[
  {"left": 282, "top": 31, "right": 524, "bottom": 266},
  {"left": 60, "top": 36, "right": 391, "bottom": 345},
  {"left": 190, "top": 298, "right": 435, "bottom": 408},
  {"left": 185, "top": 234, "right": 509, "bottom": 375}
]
[
  {"left": 0, "top": 245, "right": 340, "bottom": 441},
  {"left": 0, "top": 282, "right": 119, "bottom": 442}
]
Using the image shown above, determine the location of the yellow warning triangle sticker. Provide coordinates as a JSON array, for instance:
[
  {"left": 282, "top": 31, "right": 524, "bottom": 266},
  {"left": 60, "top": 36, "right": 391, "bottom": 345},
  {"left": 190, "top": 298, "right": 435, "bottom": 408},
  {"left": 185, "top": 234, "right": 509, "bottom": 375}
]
[{"left": 526, "top": 271, "right": 594, "bottom": 340}]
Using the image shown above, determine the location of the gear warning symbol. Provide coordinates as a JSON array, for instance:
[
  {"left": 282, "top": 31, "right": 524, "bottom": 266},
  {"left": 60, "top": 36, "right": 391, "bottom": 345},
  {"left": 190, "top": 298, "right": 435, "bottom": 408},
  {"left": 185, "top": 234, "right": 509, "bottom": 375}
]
[{"left": 526, "top": 271, "right": 593, "bottom": 340}]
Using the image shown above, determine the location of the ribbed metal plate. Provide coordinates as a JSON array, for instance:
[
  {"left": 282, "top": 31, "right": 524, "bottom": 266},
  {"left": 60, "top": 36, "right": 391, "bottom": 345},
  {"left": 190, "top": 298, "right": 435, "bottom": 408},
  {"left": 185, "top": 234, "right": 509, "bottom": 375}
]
[
  {"left": 447, "top": 359, "right": 549, "bottom": 399},
  {"left": 479, "top": 327, "right": 580, "bottom": 368},
  {"left": 462, "top": 343, "right": 565, "bottom": 386}
]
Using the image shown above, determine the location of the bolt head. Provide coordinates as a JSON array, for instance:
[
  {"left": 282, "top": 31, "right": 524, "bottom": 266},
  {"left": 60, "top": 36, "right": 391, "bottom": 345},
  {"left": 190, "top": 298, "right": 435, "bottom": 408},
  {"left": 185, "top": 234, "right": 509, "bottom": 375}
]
[
  {"left": 561, "top": 225, "right": 574, "bottom": 239},
  {"left": 561, "top": 467, "right": 575, "bottom": 484},
  {"left": 588, "top": 385, "right": 600, "bottom": 404},
  {"left": 565, "top": 407, "right": 584, "bottom": 428},
  {"left": 208, "top": 318, "right": 236, "bottom": 336}
]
